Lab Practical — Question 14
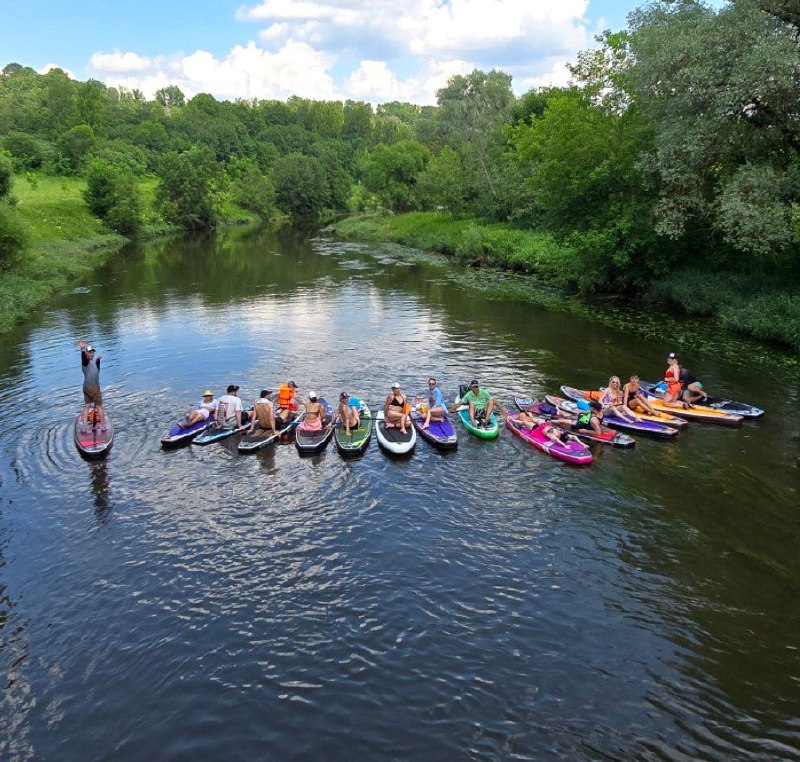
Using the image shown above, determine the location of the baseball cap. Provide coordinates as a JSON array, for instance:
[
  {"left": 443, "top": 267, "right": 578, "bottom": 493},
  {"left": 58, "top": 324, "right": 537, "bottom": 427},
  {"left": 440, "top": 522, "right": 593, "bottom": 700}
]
[
  {"left": 260, "top": 389, "right": 272, "bottom": 397},
  {"left": 469, "top": 379, "right": 479, "bottom": 387},
  {"left": 308, "top": 390, "right": 318, "bottom": 400},
  {"left": 85, "top": 345, "right": 94, "bottom": 352},
  {"left": 667, "top": 352, "right": 677, "bottom": 359},
  {"left": 340, "top": 391, "right": 348, "bottom": 399},
  {"left": 391, "top": 382, "right": 400, "bottom": 389},
  {"left": 227, "top": 384, "right": 240, "bottom": 393},
  {"left": 288, "top": 381, "right": 297, "bottom": 388}
]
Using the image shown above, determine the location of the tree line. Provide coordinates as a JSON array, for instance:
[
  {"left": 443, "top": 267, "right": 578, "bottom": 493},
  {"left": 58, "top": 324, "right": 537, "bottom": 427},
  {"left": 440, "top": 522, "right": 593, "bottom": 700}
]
[{"left": 0, "top": 0, "right": 797, "bottom": 294}]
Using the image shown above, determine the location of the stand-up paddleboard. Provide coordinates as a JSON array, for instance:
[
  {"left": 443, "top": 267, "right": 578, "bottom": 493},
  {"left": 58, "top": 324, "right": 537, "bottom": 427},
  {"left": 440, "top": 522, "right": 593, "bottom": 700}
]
[
  {"left": 375, "top": 410, "right": 416, "bottom": 454},
  {"left": 514, "top": 396, "right": 635, "bottom": 448},
  {"left": 560, "top": 385, "right": 688, "bottom": 429},
  {"left": 454, "top": 389, "right": 499, "bottom": 439},
  {"left": 74, "top": 406, "right": 114, "bottom": 458},
  {"left": 161, "top": 415, "right": 214, "bottom": 448},
  {"left": 506, "top": 411, "right": 592, "bottom": 465},
  {"left": 238, "top": 409, "right": 303, "bottom": 453},
  {"left": 334, "top": 402, "right": 373, "bottom": 456},
  {"left": 546, "top": 395, "right": 678, "bottom": 439},
  {"left": 410, "top": 409, "right": 457, "bottom": 450},
  {"left": 295, "top": 399, "right": 334, "bottom": 453},
  {"left": 641, "top": 381, "right": 764, "bottom": 418}
]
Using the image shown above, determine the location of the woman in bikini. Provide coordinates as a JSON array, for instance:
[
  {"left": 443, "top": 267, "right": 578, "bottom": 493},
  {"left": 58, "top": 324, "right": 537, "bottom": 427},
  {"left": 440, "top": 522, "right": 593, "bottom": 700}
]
[
  {"left": 600, "top": 376, "right": 639, "bottom": 421},
  {"left": 384, "top": 382, "right": 409, "bottom": 435},
  {"left": 622, "top": 374, "right": 659, "bottom": 417},
  {"left": 298, "top": 391, "right": 326, "bottom": 431},
  {"left": 663, "top": 353, "right": 690, "bottom": 409}
]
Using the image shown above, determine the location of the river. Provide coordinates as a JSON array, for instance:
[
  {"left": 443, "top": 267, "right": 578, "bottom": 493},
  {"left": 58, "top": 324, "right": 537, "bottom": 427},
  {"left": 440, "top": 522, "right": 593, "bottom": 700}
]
[{"left": 1, "top": 225, "right": 798, "bottom": 760}]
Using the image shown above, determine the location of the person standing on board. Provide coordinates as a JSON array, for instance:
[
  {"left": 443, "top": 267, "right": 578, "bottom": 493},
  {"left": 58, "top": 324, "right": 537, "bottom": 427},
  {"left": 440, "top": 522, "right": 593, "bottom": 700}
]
[
  {"left": 217, "top": 384, "right": 244, "bottom": 429},
  {"left": 76, "top": 339, "right": 105, "bottom": 427}
]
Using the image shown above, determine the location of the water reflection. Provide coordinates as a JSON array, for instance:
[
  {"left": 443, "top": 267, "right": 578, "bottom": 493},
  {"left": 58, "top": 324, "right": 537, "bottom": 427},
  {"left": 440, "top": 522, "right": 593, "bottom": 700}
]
[{"left": 0, "top": 226, "right": 797, "bottom": 760}]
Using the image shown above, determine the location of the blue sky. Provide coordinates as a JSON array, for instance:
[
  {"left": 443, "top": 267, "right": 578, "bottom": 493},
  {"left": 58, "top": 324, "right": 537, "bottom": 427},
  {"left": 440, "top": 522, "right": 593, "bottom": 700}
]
[{"left": 0, "top": 0, "right": 721, "bottom": 103}]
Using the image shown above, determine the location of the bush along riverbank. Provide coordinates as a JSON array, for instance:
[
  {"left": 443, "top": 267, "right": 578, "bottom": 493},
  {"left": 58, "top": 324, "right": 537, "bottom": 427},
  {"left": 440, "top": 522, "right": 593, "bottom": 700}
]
[
  {"left": 330, "top": 212, "right": 800, "bottom": 352},
  {"left": 0, "top": 172, "right": 263, "bottom": 335}
]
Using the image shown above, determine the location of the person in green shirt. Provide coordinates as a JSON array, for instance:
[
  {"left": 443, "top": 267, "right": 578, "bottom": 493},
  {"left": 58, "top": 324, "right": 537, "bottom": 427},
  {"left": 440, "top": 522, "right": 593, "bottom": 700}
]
[{"left": 449, "top": 379, "right": 499, "bottom": 428}]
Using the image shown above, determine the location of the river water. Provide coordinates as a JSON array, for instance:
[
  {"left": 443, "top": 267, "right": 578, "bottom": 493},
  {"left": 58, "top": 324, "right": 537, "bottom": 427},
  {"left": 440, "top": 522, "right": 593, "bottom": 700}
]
[{"left": 1, "top": 226, "right": 798, "bottom": 760}]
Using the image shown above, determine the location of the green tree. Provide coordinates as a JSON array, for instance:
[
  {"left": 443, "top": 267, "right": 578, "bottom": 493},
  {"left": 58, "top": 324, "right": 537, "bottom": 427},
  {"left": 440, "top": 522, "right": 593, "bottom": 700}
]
[
  {"left": 415, "top": 146, "right": 467, "bottom": 217},
  {"left": 156, "top": 147, "right": 221, "bottom": 230},
  {"left": 3, "top": 131, "right": 51, "bottom": 169},
  {"left": 436, "top": 70, "right": 515, "bottom": 211},
  {"left": 360, "top": 140, "right": 430, "bottom": 212},
  {"left": 626, "top": 0, "right": 800, "bottom": 255},
  {"left": 0, "top": 154, "right": 27, "bottom": 261},
  {"left": 155, "top": 85, "right": 185, "bottom": 111},
  {"left": 84, "top": 159, "right": 142, "bottom": 236},
  {"left": 57, "top": 124, "right": 96, "bottom": 173},
  {"left": 272, "top": 153, "right": 328, "bottom": 218}
]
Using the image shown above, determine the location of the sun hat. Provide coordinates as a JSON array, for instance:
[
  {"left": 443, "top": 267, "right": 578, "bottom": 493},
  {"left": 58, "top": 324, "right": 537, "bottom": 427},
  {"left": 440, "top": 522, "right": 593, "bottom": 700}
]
[{"left": 202, "top": 389, "right": 214, "bottom": 397}]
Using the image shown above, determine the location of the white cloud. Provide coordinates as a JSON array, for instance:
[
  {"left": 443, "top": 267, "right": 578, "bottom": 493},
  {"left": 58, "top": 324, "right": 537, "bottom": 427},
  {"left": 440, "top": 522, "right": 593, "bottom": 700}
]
[
  {"left": 94, "top": 40, "right": 338, "bottom": 101},
  {"left": 38, "top": 63, "right": 76, "bottom": 79},
  {"left": 515, "top": 59, "right": 573, "bottom": 92},
  {"left": 89, "top": 50, "right": 152, "bottom": 73}
]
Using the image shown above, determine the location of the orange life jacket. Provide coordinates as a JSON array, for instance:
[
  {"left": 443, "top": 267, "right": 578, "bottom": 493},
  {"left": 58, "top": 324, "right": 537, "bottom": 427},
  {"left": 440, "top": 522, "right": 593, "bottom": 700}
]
[{"left": 278, "top": 385, "right": 295, "bottom": 409}]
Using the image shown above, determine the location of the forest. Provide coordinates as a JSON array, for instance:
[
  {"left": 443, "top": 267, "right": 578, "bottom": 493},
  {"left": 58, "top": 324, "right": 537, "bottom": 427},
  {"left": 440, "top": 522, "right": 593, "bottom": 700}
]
[{"left": 0, "top": 0, "right": 797, "bottom": 347}]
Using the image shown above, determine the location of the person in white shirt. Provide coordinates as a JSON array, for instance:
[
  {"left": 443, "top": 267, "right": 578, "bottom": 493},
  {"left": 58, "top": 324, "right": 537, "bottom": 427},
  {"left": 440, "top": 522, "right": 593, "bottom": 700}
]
[
  {"left": 180, "top": 390, "right": 218, "bottom": 427},
  {"left": 216, "top": 384, "right": 244, "bottom": 428}
]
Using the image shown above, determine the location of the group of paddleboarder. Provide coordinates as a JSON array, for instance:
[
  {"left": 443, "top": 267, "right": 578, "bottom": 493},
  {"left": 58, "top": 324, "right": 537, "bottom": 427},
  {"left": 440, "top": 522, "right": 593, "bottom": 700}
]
[{"left": 76, "top": 337, "right": 714, "bottom": 443}]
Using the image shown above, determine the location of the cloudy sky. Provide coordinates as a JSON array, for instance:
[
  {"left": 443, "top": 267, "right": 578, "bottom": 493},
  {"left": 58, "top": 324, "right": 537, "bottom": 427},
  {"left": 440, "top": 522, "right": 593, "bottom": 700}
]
[{"left": 1, "top": 0, "right": 722, "bottom": 104}]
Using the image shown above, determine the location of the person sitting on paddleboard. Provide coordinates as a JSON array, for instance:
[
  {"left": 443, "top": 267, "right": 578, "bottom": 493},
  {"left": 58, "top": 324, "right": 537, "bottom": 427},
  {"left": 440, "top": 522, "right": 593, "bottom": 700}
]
[
  {"left": 180, "top": 389, "right": 218, "bottom": 427},
  {"left": 550, "top": 399, "right": 604, "bottom": 436},
  {"left": 384, "top": 382, "right": 410, "bottom": 435},
  {"left": 248, "top": 389, "right": 278, "bottom": 437},
  {"left": 277, "top": 381, "right": 299, "bottom": 411},
  {"left": 622, "top": 375, "right": 659, "bottom": 417},
  {"left": 415, "top": 377, "right": 447, "bottom": 430},
  {"left": 217, "top": 384, "right": 245, "bottom": 429},
  {"left": 336, "top": 392, "right": 361, "bottom": 435},
  {"left": 449, "top": 379, "right": 497, "bottom": 429},
  {"left": 662, "top": 353, "right": 691, "bottom": 409},
  {"left": 601, "top": 376, "right": 640, "bottom": 422},
  {"left": 298, "top": 391, "right": 325, "bottom": 431},
  {"left": 76, "top": 339, "right": 106, "bottom": 427},
  {"left": 679, "top": 367, "right": 707, "bottom": 404}
]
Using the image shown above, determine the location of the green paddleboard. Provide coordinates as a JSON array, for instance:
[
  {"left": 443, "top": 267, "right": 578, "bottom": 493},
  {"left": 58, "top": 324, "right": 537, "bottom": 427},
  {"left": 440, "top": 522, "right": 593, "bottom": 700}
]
[{"left": 334, "top": 402, "right": 373, "bottom": 455}]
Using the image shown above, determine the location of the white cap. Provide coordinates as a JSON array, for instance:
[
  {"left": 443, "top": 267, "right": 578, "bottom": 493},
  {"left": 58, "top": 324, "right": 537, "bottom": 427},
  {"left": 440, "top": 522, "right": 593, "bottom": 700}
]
[
  {"left": 85, "top": 345, "right": 94, "bottom": 352},
  {"left": 391, "top": 382, "right": 400, "bottom": 389},
  {"left": 308, "top": 390, "right": 318, "bottom": 400}
]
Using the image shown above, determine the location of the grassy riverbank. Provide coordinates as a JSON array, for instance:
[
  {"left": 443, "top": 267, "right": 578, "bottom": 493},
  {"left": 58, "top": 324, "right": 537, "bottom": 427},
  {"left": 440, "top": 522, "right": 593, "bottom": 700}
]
[
  {"left": 331, "top": 212, "right": 800, "bottom": 350},
  {"left": 0, "top": 174, "right": 260, "bottom": 334}
]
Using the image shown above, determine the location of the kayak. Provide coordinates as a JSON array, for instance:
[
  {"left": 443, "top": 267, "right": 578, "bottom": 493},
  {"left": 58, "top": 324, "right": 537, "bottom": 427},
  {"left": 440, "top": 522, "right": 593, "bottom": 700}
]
[
  {"left": 161, "top": 415, "right": 214, "bottom": 448},
  {"left": 375, "top": 410, "right": 417, "bottom": 454},
  {"left": 546, "top": 395, "right": 678, "bottom": 439},
  {"left": 513, "top": 396, "right": 635, "bottom": 448},
  {"left": 295, "top": 398, "right": 334, "bottom": 453},
  {"left": 641, "top": 380, "right": 764, "bottom": 418},
  {"left": 410, "top": 409, "right": 457, "bottom": 450},
  {"left": 560, "top": 385, "right": 688, "bottom": 429},
  {"left": 238, "top": 409, "right": 304, "bottom": 454},
  {"left": 334, "top": 402, "right": 373, "bottom": 456},
  {"left": 74, "top": 407, "right": 114, "bottom": 458},
  {"left": 506, "top": 412, "right": 592, "bottom": 465}
]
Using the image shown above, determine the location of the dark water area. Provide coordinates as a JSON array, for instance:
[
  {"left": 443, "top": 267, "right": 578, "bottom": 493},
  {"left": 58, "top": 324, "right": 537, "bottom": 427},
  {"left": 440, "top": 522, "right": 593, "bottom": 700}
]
[{"left": 0, "top": 226, "right": 798, "bottom": 760}]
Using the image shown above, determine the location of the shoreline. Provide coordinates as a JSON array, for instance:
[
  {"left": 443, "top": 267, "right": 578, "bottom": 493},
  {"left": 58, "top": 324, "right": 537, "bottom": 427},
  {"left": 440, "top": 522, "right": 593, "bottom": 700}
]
[{"left": 328, "top": 212, "right": 800, "bottom": 354}]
